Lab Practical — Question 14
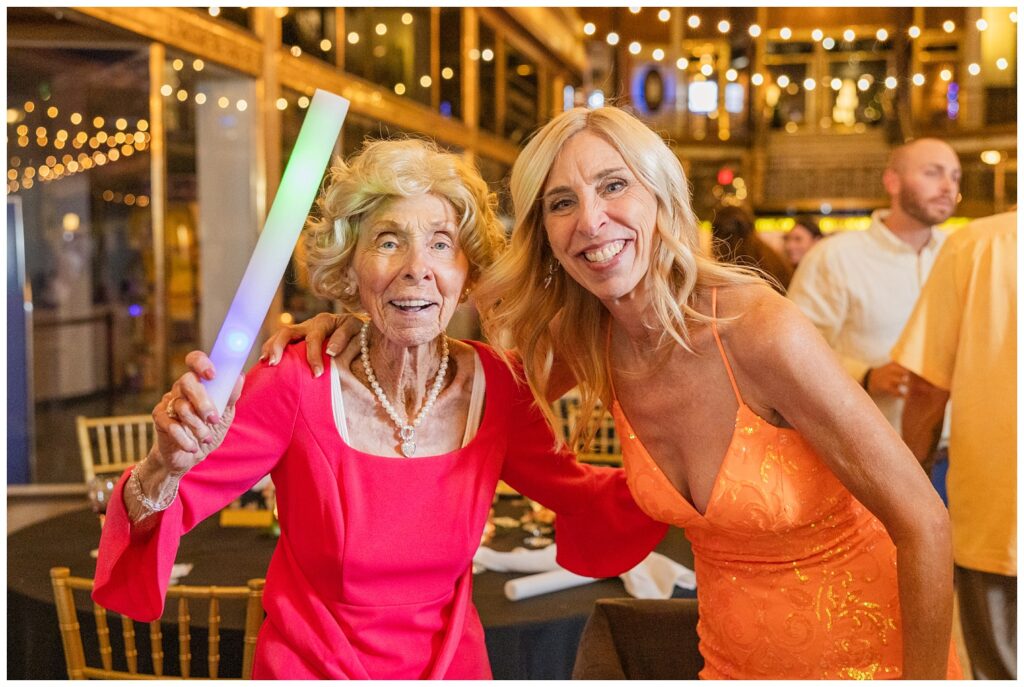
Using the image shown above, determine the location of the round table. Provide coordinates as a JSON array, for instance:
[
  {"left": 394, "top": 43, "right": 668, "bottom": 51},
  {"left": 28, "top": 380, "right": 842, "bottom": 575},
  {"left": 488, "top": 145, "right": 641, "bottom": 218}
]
[{"left": 8, "top": 503, "right": 693, "bottom": 679}]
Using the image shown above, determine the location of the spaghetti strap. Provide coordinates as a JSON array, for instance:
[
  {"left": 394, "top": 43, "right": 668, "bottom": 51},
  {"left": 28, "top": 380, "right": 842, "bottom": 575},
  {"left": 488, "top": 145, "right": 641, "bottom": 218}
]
[{"left": 710, "top": 287, "right": 743, "bottom": 405}]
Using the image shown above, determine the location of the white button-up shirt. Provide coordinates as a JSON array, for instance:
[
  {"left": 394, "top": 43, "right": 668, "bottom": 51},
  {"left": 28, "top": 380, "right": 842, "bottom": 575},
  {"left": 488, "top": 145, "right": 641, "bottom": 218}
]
[{"left": 788, "top": 210, "right": 947, "bottom": 436}]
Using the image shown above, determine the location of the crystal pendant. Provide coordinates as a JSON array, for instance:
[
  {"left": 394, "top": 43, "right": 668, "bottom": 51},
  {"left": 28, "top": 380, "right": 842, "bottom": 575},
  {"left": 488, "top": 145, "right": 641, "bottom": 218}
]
[{"left": 399, "top": 426, "right": 416, "bottom": 458}]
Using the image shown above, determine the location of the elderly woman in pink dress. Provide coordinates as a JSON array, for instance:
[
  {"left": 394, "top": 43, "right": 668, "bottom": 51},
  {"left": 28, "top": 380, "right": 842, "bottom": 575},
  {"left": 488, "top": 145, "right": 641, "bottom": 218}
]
[{"left": 92, "top": 138, "right": 665, "bottom": 679}]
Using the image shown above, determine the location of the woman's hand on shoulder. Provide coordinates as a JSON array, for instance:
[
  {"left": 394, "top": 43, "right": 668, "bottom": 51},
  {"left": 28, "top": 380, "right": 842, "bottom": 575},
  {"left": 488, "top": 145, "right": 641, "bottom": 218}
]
[
  {"left": 150, "top": 350, "right": 244, "bottom": 475},
  {"left": 259, "top": 312, "right": 361, "bottom": 377}
]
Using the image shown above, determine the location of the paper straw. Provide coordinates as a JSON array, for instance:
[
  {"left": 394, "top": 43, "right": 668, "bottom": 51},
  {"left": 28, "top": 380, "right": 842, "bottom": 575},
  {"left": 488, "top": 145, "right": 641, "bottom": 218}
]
[{"left": 202, "top": 89, "right": 349, "bottom": 412}]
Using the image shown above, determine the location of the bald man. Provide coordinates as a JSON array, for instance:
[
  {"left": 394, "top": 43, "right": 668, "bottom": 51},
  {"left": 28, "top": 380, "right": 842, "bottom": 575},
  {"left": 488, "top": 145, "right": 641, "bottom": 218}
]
[{"left": 787, "top": 139, "right": 961, "bottom": 447}]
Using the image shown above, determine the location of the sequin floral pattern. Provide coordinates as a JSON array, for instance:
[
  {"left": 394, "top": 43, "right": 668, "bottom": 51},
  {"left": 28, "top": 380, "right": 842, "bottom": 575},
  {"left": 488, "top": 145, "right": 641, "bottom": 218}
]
[{"left": 611, "top": 289, "right": 962, "bottom": 680}]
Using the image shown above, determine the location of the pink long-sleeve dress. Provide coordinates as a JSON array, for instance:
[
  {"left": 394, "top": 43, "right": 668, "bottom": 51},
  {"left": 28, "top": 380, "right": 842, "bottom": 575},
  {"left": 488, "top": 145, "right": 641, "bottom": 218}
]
[{"left": 92, "top": 341, "right": 667, "bottom": 679}]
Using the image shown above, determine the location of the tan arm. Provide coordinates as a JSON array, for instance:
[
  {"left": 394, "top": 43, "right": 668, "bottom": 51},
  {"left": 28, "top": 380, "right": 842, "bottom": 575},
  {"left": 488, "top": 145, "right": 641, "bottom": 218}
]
[{"left": 901, "top": 372, "right": 950, "bottom": 471}]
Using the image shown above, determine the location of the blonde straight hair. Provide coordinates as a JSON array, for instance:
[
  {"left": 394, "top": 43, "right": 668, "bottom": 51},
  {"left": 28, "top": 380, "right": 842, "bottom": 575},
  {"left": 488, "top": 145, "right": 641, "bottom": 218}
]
[{"left": 477, "top": 107, "right": 760, "bottom": 451}]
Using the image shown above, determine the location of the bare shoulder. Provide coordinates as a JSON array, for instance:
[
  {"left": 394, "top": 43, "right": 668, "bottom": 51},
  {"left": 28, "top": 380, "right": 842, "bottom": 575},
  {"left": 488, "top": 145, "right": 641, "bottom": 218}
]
[{"left": 714, "top": 282, "right": 821, "bottom": 364}]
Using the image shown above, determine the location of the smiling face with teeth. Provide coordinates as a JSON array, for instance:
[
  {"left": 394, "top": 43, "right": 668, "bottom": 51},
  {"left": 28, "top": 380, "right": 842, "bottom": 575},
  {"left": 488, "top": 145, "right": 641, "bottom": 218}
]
[
  {"left": 541, "top": 131, "right": 658, "bottom": 308},
  {"left": 350, "top": 193, "right": 470, "bottom": 349}
]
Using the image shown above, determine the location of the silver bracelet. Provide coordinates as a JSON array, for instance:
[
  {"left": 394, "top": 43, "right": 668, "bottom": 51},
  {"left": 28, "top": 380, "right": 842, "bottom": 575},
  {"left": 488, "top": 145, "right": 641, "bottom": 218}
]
[{"left": 128, "top": 465, "right": 182, "bottom": 514}]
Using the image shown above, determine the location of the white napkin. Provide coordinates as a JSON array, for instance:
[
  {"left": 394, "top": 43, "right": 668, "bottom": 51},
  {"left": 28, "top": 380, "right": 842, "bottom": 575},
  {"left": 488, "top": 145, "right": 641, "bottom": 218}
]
[
  {"left": 472, "top": 544, "right": 559, "bottom": 573},
  {"left": 504, "top": 569, "right": 600, "bottom": 600},
  {"left": 619, "top": 551, "right": 696, "bottom": 598},
  {"left": 168, "top": 562, "right": 194, "bottom": 586}
]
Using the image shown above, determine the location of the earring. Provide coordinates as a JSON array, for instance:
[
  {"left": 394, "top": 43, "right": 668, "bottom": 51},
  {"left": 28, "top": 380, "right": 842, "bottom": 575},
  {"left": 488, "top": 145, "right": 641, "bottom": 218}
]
[
  {"left": 543, "top": 259, "right": 560, "bottom": 289},
  {"left": 461, "top": 287, "right": 472, "bottom": 302},
  {"left": 343, "top": 283, "right": 356, "bottom": 296}
]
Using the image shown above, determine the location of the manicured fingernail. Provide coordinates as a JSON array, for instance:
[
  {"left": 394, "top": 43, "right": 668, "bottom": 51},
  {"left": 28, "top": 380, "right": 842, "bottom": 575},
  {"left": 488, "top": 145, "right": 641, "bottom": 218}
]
[
  {"left": 203, "top": 436, "right": 214, "bottom": 445},
  {"left": 269, "top": 356, "right": 278, "bottom": 366},
  {"left": 259, "top": 353, "right": 267, "bottom": 362},
  {"left": 204, "top": 369, "right": 215, "bottom": 380},
  {"left": 206, "top": 413, "right": 220, "bottom": 425},
  {"left": 314, "top": 366, "right": 323, "bottom": 378},
  {"left": 326, "top": 346, "right": 338, "bottom": 357}
]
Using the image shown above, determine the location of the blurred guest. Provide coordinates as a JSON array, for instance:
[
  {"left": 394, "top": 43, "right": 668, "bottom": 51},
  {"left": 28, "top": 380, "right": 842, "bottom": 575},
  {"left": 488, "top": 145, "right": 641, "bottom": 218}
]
[
  {"left": 710, "top": 205, "right": 792, "bottom": 293},
  {"left": 783, "top": 215, "right": 823, "bottom": 267},
  {"left": 892, "top": 211, "right": 1017, "bottom": 680},
  {"left": 787, "top": 138, "right": 960, "bottom": 446}
]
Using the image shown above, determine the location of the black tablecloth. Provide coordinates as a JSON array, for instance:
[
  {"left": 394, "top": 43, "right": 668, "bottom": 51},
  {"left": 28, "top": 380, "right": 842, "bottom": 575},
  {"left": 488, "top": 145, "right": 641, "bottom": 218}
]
[{"left": 8, "top": 502, "right": 693, "bottom": 680}]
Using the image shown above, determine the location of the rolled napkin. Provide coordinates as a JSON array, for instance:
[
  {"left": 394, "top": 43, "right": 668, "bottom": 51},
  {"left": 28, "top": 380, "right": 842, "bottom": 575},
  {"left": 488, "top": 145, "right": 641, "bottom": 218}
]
[
  {"left": 620, "top": 551, "right": 696, "bottom": 599},
  {"left": 473, "top": 544, "right": 559, "bottom": 573},
  {"left": 504, "top": 569, "right": 600, "bottom": 601}
]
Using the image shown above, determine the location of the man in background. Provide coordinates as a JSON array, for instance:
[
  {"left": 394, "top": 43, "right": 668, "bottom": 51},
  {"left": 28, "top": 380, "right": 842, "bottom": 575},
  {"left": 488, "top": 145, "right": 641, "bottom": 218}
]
[
  {"left": 788, "top": 138, "right": 961, "bottom": 454},
  {"left": 892, "top": 211, "right": 1017, "bottom": 680}
]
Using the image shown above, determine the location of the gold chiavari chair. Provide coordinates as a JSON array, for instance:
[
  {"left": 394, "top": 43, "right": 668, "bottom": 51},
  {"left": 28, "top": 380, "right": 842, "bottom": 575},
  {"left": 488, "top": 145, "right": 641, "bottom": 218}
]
[
  {"left": 50, "top": 567, "right": 265, "bottom": 679},
  {"left": 553, "top": 390, "right": 622, "bottom": 466},
  {"left": 76, "top": 415, "right": 155, "bottom": 483}
]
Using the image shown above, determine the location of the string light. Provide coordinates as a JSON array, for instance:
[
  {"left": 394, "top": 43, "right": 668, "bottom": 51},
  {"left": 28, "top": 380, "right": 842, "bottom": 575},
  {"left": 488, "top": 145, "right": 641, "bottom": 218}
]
[
  {"left": 822, "top": 37, "right": 836, "bottom": 49},
  {"left": 93, "top": 116, "right": 104, "bottom": 128},
  {"left": 976, "top": 18, "right": 988, "bottom": 31},
  {"left": 980, "top": 150, "right": 1002, "bottom": 165},
  {"left": 172, "top": 58, "right": 184, "bottom": 71},
  {"left": 348, "top": 32, "right": 360, "bottom": 44},
  {"left": 749, "top": 24, "right": 761, "bottom": 37},
  {"left": 687, "top": 15, "right": 700, "bottom": 29},
  {"left": 885, "top": 76, "right": 898, "bottom": 89},
  {"left": 831, "top": 77, "right": 843, "bottom": 90},
  {"left": 290, "top": 45, "right": 302, "bottom": 57},
  {"left": 628, "top": 7, "right": 640, "bottom": 14},
  {"left": 442, "top": 67, "right": 454, "bottom": 79},
  {"left": 942, "top": 20, "right": 955, "bottom": 33},
  {"left": 320, "top": 39, "right": 332, "bottom": 51},
  {"left": 812, "top": 28, "right": 823, "bottom": 41},
  {"left": 195, "top": 92, "right": 207, "bottom": 105},
  {"left": 968, "top": 63, "right": 981, "bottom": 76},
  {"left": 939, "top": 68, "right": 952, "bottom": 81},
  {"left": 394, "top": 83, "right": 406, "bottom": 95},
  {"left": 401, "top": 12, "right": 413, "bottom": 25},
  {"left": 24, "top": 102, "right": 35, "bottom": 113},
  {"left": 777, "top": 74, "right": 790, "bottom": 88},
  {"left": 583, "top": 22, "right": 595, "bottom": 35},
  {"left": 628, "top": 41, "right": 641, "bottom": 55},
  {"left": 857, "top": 77, "right": 871, "bottom": 91},
  {"left": 652, "top": 48, "right": 664, "bottom": 61},
  {"left": 606, "top": 32, "right": 620, "bottom": 46},
  {"left": 996, "top": 58, "right": 1008, "bottom": 70},
  {"left": 217, "top": 96, "right": 230, "bottom": 108},
  {"left": 297, "top": 96, "right": 310, "bottom": 108},
  {"left": 481, "top": 48, "right": 494, "bottom": 61},
  {"left": 912, "top": 73, "right": 925, "bottom": 86},
  {"left": 908, "top": 25, "right": 921, "bottom": 38},
  {"left": 751, "top": 73, "right": 764, "bottom": 86},
  {"left": 658, "top": 9, "right": 670, "bottom": 22},
  {"left": 726, "top": 69, "right": 738, "bottom": 81},
  {"left": 718, "top": 20, "right": 730, "bottom": 33},
  {"left": 779, "top": 27, "right": 792, "bottom": 40},
  {"left": 276, "top": 97, "right": 288, "bottom": 110},
  {"left": 47, "top": 106, "right": 59, "bottom": 118},
  {"left": 701, "top": 63, "right": 713, "bottom": 76},
  {"left": 876, "top": 28, "right": 888, "bottom": 41},
  {"left": 676, "top": 57, "right": 689, "bottom": 70},
  {"left": 235, "top": 99, "right": 248, "bottom": 111},
  {"left": 843, "top": 29, "right": 855, "bottom": 42},
  {"left": 420, "top": 75, "right": 432, "bottom": 87},
  {"left": 375, "top": 23, "right": 387, "bottom": 36}
]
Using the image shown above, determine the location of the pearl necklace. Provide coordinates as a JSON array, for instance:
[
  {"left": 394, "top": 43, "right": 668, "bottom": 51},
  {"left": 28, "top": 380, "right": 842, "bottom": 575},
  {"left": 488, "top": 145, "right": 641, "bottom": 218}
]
[{"left": 359, "top": 321, "right": 449, "bottom": 458}]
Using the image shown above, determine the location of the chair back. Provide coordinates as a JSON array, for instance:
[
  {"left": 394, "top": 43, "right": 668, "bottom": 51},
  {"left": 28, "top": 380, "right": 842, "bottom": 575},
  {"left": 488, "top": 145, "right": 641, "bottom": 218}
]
[
  {"left": 50, "top": 567, "right": 265, "bottom": 679},
  {"left": 553, "top": 390, "right": 621, "bottom": 465},
  {"left": 76, "top": 415, "right": 155, "bottom": 483},
  {"left": 573, "top": 598, "right": 702, "bottom": 679}
]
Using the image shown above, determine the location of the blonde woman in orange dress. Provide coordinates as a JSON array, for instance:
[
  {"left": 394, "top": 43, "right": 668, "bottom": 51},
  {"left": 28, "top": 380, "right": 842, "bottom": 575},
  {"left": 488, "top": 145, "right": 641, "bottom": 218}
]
[
  {"left": 267, "top": 109, "right": 961, "bottom": 679},
  {"left": 472, "top": 107, "right": 961, "bottom": 680}
]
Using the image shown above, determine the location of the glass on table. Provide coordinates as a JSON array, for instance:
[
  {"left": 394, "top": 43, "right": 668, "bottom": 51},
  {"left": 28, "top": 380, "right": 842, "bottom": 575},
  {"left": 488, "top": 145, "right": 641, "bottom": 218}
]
[
  {"left": 520, "top": 499, "right": 554, "bottom": 548},
  {"left": 87, "top": 475, "right": 117, "bottom": 557}
]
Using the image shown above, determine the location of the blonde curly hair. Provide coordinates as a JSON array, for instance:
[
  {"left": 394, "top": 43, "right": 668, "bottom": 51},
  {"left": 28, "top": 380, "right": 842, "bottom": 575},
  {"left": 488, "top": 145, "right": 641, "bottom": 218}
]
[{"left": 305, "top": 137, "right": 507, "bottom": 312}]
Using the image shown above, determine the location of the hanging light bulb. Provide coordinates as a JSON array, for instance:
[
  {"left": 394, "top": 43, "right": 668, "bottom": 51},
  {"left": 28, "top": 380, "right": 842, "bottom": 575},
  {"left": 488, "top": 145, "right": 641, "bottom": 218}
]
[
  {"left": 976, "top": 18, "right": 988, "bottom": 31},
  {"left": 876, "top": 28, "right": 888, "bottom": 41},
  {"left": 811, "top": 28, "right": 823, "bottom": 41},
  {"left": 751, "top": 73, "right": 764, "bottom": 86},
  {"left": 779, "top": 27, "right": 792, "bottom": 40},
  {"left": 912, "top": 73, "right": 925, "bottom": 86},
  {"left": 718, "top": 20, "right": 730, "bottom": 33},
  {"left": 967, "top": 63, "right": 981, "bottom": 76},
  {"left": 652, "top": 48, "right": 665, "bottom": 61},
  {"left": 942, "top": 20, "right": 955, "bottom": 33},
  {"left": 908, "top": 25, "right": 921, "bottom": 38},
  {"left": 606, "top": 32, "right": 620, "bottom": 46},
  {"left": 583, "top": 22, "right": 596, "bottom": 36},
  {"left": 628, "top": 41, "right": 642, "bottom": 55},
  {"left": 687, "top": 15, "right": 700, "bottom": 29},
  {"left": 749, "top": 24, "right": 761, "bottom": 37},
  {"left": 658, "top": 9, "right": 670, "bottom": 22}
]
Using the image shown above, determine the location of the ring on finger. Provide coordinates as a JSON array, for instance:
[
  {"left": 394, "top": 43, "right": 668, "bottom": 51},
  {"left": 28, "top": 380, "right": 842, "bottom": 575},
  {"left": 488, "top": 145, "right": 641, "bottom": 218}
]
[{"left": 166, "top": 396, "right": 181, "bottom": 420}]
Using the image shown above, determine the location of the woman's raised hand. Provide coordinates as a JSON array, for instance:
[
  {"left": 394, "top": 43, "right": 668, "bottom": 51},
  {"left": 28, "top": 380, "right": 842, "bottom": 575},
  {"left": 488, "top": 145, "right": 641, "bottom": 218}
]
[
  {"left": 151, "top": 350, "right": 244, "bottom": 475},
  {"left": 259, "top": 312, "right": 361, "bottom": 377}
]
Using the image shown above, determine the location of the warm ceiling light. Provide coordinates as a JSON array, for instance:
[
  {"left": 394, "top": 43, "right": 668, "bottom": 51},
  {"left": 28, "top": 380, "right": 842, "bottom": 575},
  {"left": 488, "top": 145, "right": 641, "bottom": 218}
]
[
  {"left": 751, "top": 73, "right": 764, "bottom": 86},
  {"left": 830, "top": 77, "right": 843, "bottom": 90},
  {"left": 276, "top": 98, "right": 288, "bottom": 110},
  {"left": 942, "top": 20, "right": 955, "bottom": 33},
  {"left": 843, "top": 29, "right": 855, "bottom": 42},
  {"left": 885, "top": 76, "right": 898, "bottom": 89},
  {"left": 912, "top": 73, "right": 925, "bottom": 86},
  {"left": 749, "top": 24, "right": 761, "bottom": 37},
  {"left": 876, "top": 29, "right": 888, "bottom": 41},
  {"left": 401, "top": 12, "right": 413, "bottom": 25},
  {"left": 652, "top": 48, "right": 665, "bottom": 61},
  {"left": 628, "top": 6, "right": 640, "bottom": 13},
  {"left": 777, "top": 74, "right": 790, "bottom": 88},
  {"left": 394, "top": 83, "right": 406, "bottom": 95},
  {"left": 583, "top": 22, "right": 595, "bottom": 35},
  {"left": 676, "top": 57, "right": 689, "bottom": 70},
  {"left": 348, "top": 32, "right": 360, "bottom": 44},
  {"left": 968, "top": 63, "right": 981, "bottom": 76},
  {"left": 803, "top": 78, "right": 816, "bottom": 90},
  {"left": 726, "top": 69, "right": 738, "bottom": 81},
  {"left": 718, "top": 20, "right": 730, "bottom": 33},
  {"left": 687, "top": 15, "right": 700, "bottom": 29},
  {"left": 908, "top": 25, "right": 921, "bottom": 38},
  {"left": 980, "top": 150, "right": 1002, "bottom": 165},
  {"left": 606, "top": 32, "right": 620, "bottom": 46},
  {"left": 420, "top": 75, "right": 432, "bottom": 88},
  {"left": 976, "top": 18, "right": 988, "bottom": 31},
  {"left": 658, "top": 9, "right": 671, "bottom": 22},
  {"left": 996, "top": 57, "right": 1008, "bottom": 70},
  {"left": 442, "top": 67, "right": 454, "bottom": 79},
  {"left": 701, "top": 63, "right": 714, "bottom": 76},
  {"left": 779, "top": 27, "right": 792, "bottom": 40},
  {"left": 939, "top": 68, "right": 952, "bottom": 81},
  {"left": 375, "top": 23, "right": 387, "bottom": 36},
  {"left": 811, "top": 28, "right": 823, "bottom": 41},
  {"left": 628, "top": 41, "right": 642, "bottom": 55}
]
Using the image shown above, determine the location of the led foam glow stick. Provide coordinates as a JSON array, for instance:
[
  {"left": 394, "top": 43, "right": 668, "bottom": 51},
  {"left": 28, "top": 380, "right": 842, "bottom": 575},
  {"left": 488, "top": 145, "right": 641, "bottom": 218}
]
[{"left": 202, "top": 89, "right": 349, "bottom": 413}]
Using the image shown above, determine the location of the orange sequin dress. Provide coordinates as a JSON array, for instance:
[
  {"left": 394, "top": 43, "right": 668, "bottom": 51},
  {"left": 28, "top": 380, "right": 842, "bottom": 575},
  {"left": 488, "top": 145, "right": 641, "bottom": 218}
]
[{"left": 611, "top": 290, "right": 961, "bottom": 680}]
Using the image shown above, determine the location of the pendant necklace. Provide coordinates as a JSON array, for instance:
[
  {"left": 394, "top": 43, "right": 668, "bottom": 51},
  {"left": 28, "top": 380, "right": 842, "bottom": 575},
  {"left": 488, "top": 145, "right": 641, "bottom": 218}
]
[{"left": 359, "top": 321, "right": 449, "bottom": 457}]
